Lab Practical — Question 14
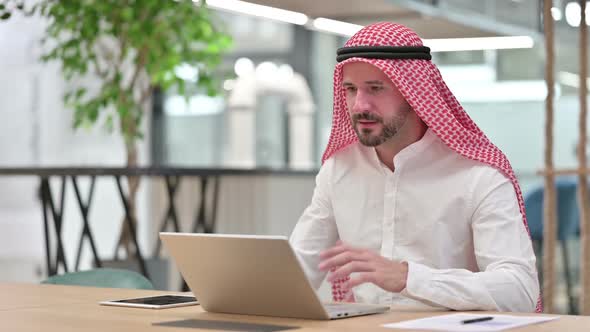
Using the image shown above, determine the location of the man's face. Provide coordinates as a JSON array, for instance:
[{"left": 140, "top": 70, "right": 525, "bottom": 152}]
[{"left": 342, "top": 62, "right": 412, "bottom": 147}]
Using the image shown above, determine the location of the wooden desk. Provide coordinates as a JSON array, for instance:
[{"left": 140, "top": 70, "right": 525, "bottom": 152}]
[{"left": 1, "top": 283, "right": 587, "bottom": 331}]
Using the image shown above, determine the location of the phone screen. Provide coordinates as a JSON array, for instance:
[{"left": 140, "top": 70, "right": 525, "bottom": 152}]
[{"left": 113, "top": 295, "right": 197, "bottom": 305}]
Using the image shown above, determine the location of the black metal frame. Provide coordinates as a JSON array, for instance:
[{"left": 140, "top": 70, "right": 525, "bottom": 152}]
[
  {"left": 1, "top": 167, "right": 315, "bottom": 282},
  {"left": 72, "top": 175, "right": 101, "bottom": 271},
  {"left": 39, "top": 173, "right": 221, "bottom": 280},
  {"left": 40, "top": 176, "right": 68, "bottom": 276}
]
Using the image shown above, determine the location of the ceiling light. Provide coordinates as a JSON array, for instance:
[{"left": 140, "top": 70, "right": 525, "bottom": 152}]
[
  {"left": 558, "top": 71, "right": 590, "bottom": 91},
  {"left": 194, "top": 0, "right": 308, "bottom": 25},
  {"left": 311, "top": 17, "right": 533, "bottom": 52},
  {"left": 424, "top": 36, "right": 534, "bottom": 52},
  {"left": 311, "top": 18, "right": 363, "bottom": 37},
  {"left": 196, "top": 2, "right": 534, "bottom": 53}
]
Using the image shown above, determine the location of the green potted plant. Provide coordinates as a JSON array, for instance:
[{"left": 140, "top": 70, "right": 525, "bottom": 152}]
[{"left": 1, "top": 0, "right": 231, "bottom": 272}]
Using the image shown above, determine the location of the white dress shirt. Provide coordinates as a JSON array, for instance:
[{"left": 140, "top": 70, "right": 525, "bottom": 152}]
[{"left": 289, "top": 129, "right": 539, "bottom": 312}]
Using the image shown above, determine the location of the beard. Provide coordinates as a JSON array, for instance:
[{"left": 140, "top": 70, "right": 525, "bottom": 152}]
[{"left": 351, "top": 109, "right": 410, "bottom": 147}]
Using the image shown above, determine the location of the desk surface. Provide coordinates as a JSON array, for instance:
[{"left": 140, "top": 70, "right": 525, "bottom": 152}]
[{"left": 1, "top": 283, "right": 587, "bottom": 331}]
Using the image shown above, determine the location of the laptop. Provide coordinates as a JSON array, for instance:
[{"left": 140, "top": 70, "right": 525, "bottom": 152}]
[{"left": 160, "top": 232, "right": 390, "bottom": 320}]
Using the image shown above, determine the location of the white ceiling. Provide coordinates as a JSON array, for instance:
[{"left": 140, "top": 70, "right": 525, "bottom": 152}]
[
  {"left": 246, "top": 0, "right": 412, "bottom": 18},
  {"left": 245, "top": 0, "right": 501, "bottom": 39},
  {"left": 233, "top": 1, "right": 588, "bottom": 92}
]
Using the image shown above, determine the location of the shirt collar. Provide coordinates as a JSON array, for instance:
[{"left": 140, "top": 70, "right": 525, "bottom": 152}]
[
  {"left": 393, "top": 128, "right": 437, "bottom": 164},
  {"left": 367, "top": 128, "right": 437, "bottom": 171}
]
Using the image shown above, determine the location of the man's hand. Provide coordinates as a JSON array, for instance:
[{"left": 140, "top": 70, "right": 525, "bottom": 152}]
[{"left": 318, "top": 241, "right": 408, "bottom": 293}]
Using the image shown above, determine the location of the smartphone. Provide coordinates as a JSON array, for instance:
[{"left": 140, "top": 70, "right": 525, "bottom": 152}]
[{"left": 99, "top": 294, "right": 199, "bottom": 309}]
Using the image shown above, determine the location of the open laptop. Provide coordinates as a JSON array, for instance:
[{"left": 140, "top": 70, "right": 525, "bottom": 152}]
[{"left": 160, "top": 232, "right": 389, "bottom": 320}]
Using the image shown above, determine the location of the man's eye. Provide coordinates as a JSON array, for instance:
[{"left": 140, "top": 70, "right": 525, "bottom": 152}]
[
  {"left": 345, "top": 86, "right": 357, "bottom": 93},
  {"left": 370, "top": 86, "right": 384, "bottom": 92}
]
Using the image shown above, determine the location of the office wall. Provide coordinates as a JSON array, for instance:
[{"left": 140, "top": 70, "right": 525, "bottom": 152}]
[{"left": 466, "top": 95, "right": 589, "bottom": 193}]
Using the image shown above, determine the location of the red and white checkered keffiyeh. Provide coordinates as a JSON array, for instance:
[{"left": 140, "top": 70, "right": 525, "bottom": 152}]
[{"left": 323, "top": 22, "right": 542, "bottom": 312}]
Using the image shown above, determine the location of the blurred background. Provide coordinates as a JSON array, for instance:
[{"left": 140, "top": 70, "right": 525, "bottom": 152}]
[{"left": 0, "top": 0, "right": 588, "bottom": 314}]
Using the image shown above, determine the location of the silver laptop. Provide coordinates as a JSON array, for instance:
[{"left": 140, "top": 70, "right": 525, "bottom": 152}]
[{"left": 160, "top": 232, "right": 389, "bottom": 320}]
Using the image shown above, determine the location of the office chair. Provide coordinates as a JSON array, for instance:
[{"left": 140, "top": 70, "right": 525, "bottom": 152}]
[
  {"left": 524, "top": 177, "right": 580, "bottom": 314},
  {"left": 42, "top": 267, "right": 154, "bottom": 290}
]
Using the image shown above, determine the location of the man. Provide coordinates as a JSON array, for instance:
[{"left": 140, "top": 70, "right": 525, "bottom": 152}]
[{"left": 289, "top": 22, "right": 540, "bottom": 312}]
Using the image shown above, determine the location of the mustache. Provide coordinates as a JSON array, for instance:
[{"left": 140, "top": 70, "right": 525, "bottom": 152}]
[{"left": 352, "top": 112, "right": 383, "bottom": 122}]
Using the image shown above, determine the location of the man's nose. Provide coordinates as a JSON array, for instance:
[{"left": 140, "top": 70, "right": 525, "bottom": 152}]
[{"left": 351, "top": 90, "right": 371, "bottom": 114}]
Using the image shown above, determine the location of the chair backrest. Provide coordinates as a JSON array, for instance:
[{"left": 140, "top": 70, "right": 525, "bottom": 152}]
[
  {"left": 41, "top": 268, "right": 154, "bottom": 290},
  {"left": 524, "top": 177, "right": 580, "bottom": 241}
]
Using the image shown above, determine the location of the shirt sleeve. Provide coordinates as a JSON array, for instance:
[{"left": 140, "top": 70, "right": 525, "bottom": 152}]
[
  {"left": 401, "top": 171, "right": 540, "bottom": 312},
  {"left": 289, "top": 158, "right": 339, "bottom": 289}
]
